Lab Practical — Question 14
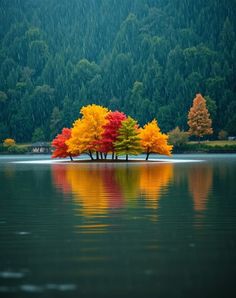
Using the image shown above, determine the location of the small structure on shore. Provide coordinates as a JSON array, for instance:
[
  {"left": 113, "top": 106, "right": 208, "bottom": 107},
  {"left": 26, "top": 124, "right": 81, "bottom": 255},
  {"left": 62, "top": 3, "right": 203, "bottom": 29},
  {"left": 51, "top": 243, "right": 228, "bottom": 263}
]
[{"left": 31, "top": 142, "right": 51, "bottom": 154}]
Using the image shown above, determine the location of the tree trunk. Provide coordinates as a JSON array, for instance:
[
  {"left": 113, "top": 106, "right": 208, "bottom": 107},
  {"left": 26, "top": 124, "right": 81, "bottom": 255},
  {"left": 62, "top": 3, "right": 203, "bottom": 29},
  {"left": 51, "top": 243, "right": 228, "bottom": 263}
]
[
  {"left": 104, "top": 153, "right": 107, "bottom": 159},
  {"left": 146, "top": 151, "right": 150, "bottom": 161},
  {"left": 89, "top": 150, "right": 94, "bottom": 160},
  {"left": 112, "top": 152, "right": 114, "bottom": 160},
  {"left": 116, "top": 154, "right": 118, "bottom": 160},
  {"left": 96, "top": 151, "right": 99, "bottom": 159},
  {"left": 69, "top": 155, "right": 73, "bottom": 161},
  {"left": 126, "top": 154, "right": 128, "bottom": 161},
  {"left": 100, "top": 152, "right": 103, "bottom": 159}
]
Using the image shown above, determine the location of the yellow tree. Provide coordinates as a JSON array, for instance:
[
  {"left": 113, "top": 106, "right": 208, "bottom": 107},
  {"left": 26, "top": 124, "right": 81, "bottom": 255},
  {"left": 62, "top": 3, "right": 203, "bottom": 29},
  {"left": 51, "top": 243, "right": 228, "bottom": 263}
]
[
  {"left": 140, "top": 119, "right": 172, "bottom": 160},
  {"left": 188, "top": 93, "right": 213, "bottom": 142},
  {"left": 66, "top": 104, "right": 108, "bottom": 159},
  {"left": 3, "top": 138, "right": 16, "bottom": 147}
]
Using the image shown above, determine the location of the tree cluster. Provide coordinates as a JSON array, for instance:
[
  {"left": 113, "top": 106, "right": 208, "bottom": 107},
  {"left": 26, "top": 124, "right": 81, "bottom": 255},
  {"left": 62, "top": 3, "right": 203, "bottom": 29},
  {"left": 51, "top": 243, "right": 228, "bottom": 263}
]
[
  {"left": 52, "top": 104, "right": 172, "bottom": 161},
  {"left": 0, "top": 0, "right": 235, "bottom": 142}
]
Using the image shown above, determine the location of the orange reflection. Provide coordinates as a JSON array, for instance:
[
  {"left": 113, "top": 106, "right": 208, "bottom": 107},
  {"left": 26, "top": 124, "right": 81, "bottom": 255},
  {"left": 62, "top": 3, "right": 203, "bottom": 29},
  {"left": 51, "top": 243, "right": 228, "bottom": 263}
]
[
  {"left": 188, "top": 164, "right": 213, "bottom": 211},
  {"left": 66, "top": 164, "right": 108, "bottom": 217},
  {"left": 51, "top": 162, "right": 174, "bottom": 218},
  {"left": 140, "top": 163, "right": 173, "bottom": 209}
]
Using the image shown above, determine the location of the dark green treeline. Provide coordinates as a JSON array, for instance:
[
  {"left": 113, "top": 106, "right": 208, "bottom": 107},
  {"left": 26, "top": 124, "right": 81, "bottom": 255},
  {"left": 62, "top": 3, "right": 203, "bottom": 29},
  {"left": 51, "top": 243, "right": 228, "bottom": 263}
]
[{"left": 0, "top": 0, "right": 235, "bottom": 142}]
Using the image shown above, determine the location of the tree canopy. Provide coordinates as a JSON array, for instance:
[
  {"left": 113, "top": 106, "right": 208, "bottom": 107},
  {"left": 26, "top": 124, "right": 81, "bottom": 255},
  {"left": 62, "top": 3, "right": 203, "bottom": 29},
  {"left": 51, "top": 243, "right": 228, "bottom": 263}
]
[
  {"left": 140, "top": 119, "right": 172, "bottom": 160},
  {"left": 52, "top": 104, "right": 172, "bottom": 161},
  {"left": 188, "top": 94, "right": 213, "bottom": 140},
  {"left": 114, "top": 116, "right": 142, "bottom": 161}
]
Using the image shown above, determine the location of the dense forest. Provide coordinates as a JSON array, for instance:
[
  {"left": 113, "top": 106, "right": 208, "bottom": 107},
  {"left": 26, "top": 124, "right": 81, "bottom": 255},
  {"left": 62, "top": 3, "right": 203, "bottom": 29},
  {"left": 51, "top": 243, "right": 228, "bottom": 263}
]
[{"left": 0, "top": 0, "right": 235, "bottom": 142}]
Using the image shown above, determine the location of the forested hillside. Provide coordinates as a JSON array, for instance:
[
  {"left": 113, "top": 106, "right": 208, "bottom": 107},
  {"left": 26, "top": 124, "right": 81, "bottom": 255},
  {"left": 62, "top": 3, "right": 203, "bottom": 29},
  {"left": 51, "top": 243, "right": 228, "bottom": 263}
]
[{"left": 0, "top": 0, "right": 235, "bottom": 142}]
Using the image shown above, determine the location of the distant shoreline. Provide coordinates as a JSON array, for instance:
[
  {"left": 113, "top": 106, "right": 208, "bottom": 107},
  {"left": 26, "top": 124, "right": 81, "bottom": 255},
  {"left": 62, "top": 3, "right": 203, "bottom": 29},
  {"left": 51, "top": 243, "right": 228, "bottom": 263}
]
[{"left": 1, "top": 140, "right": 236, "bottom": 155}]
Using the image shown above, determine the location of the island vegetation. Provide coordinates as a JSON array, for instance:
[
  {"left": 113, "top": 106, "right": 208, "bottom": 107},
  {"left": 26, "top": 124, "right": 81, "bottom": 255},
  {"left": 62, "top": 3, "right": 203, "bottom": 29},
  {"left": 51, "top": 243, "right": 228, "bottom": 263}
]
[{"left": 51, "top": 104, "right": 172, "bottom": 161}]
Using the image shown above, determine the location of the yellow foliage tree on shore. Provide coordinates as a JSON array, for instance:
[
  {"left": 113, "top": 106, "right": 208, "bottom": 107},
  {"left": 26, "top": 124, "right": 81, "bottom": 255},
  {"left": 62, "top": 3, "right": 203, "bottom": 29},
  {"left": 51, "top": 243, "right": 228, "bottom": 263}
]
[
  {"left": 140, "top": 119, "right": 172, "bottom": 160},
  {"left": 66, "top": 104, "right": 108, "bottom": 159}
]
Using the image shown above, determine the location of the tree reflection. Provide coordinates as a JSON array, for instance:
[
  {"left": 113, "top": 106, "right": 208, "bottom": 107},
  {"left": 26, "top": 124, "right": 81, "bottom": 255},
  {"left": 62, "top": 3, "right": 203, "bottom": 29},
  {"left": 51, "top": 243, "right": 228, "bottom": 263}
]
[
  {"left": 51, "top": 163, "right": 173, "bottom": 216},
  {"left": 66, "top": 164, "right": 108, "bottom": 216},
  {"left": 51, "top": 164, "right": 72, "bottom": 195},
  {"left": 188, "top": 164, "right": 213, "bottom": 212},
  {"left": 140, "top": 164, "right": 173, "bottom": 209}
]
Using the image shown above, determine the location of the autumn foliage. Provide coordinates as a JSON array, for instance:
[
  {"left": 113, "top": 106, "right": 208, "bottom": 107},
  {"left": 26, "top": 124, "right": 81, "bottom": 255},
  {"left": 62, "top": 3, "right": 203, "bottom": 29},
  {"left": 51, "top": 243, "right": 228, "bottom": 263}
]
[
  {"left": 114, "top": 116, "right": 142, "bottom": 160},
  {"left": 66, "top": 104, "right": 108, "bottom": 159},
  {"left": 51, "top": 104, "right": 172, "bottom": 160},
  {"left": 51, "top": 128, "right": 75, "bottom": 160},
  {"left": 3, "top": 138, "right": 16, "bottom": 147},
  {"left": 100, "top": 111, "right": 126, "bottom": 158},
  {"left": 188, "top": 93, "right": 213, "bottom": 140},
  {"left": 140, "top": 119, "right": 172, "bottom": 160}
]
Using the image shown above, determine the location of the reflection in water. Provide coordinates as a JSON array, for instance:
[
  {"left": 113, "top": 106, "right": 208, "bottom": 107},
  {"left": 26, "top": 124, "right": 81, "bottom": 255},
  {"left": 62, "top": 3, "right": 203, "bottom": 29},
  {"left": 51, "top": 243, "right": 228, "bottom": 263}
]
[
  {"left": 66, "top": 165, "right": 108, "bottom": 216},
  {"left": 51, "top": 165, "right": 72, "bottom": 195},
  {"left": 140, "top": 164, "right": 173, "bottom": 209},
  {"left": 52, "top": 163, "right": 174, "bottom": 217},
  {"left": 114, "top": 166, "right": 140, "bottom": 203},
  {"left": 3, "top": 164, "right": 15, "bottom": 178},
  {"left": 188, "top": 164, "right": 213, "bottom": 212}
]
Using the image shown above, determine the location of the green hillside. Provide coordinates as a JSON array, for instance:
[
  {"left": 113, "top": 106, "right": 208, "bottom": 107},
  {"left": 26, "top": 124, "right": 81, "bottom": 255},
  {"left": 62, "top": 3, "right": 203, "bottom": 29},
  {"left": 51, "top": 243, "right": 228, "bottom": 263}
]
[{"left": 0, "top": 0, "right": 235, "bottom": 142}]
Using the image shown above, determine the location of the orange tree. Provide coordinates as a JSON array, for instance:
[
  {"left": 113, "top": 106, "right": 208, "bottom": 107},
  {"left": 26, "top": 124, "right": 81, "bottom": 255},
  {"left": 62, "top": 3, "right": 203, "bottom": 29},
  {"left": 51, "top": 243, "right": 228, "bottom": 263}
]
[
  {"left": 140, "top": 119, "right": 172, "bottom": 160},
  {"left": 188, "top": 93, "right": 213, "bottom": 142},
  {"left": 66, "top": 104, "right": 108, "bottom": 159}
]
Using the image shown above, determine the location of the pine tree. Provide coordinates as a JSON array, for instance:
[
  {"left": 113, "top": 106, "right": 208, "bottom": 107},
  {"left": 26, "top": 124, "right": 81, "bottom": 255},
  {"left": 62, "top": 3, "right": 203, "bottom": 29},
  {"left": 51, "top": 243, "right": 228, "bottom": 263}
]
[
  {"left": 114, "top": 116, "right": 142, "bottom": 161},
  {"left": 188, "top": 94, "right": 213, "bottom": 142}
]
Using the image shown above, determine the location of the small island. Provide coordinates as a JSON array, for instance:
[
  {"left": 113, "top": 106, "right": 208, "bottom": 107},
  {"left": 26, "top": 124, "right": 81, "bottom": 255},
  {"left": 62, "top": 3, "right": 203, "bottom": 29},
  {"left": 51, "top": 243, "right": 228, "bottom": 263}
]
[
  {"left": 51, "top": 104, "right": 172, "bottom": 162},
  {"left": 51, "top": 94, "right": 214, "bottom": 162}
]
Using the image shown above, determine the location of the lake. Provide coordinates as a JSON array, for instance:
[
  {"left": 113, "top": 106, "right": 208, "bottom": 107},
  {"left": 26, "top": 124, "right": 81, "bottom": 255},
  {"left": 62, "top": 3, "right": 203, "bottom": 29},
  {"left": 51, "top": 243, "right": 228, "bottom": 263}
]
[{"left": 0, "top": 154, "right": 236, "bottom": 297}]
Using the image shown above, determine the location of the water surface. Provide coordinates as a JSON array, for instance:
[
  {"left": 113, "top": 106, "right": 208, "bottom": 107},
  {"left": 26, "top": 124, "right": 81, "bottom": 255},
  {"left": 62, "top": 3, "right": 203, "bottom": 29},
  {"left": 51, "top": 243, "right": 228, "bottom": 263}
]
[{"left": 0, "top": 154, "right": 236, "bottom": 297}]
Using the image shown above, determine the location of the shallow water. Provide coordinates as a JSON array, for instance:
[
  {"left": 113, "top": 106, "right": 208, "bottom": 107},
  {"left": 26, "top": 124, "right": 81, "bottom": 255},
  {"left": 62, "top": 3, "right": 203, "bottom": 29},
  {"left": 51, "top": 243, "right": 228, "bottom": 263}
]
[{"left": 0, "top": 154, "right": 236, "bottom": 297}]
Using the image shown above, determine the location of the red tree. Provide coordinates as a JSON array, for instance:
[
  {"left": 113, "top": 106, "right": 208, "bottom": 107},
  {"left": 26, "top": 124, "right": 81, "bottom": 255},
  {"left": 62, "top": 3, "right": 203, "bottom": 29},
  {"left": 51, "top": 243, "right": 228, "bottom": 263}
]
[
  {"left": 52, "top": 128, "right": 76, "bottom": 160},
  {"left": 99, "top": 111, "right": 126, "bottom": 159}
]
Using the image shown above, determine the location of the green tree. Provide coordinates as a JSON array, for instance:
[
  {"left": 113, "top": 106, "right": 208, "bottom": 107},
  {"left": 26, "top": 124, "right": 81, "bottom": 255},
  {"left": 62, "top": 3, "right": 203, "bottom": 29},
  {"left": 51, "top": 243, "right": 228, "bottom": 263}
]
[
  {"left": 0, "top": 91, "right": 7, "bottom": 103},
  {"left": 168, "top": 127, "right": 189, "bottom": 148},
  {"left": 218, "top": 130, "right": 228, "bottom": 140},
  {"left": 114, "top": 116, "right": 142, "bottom": 161},
  {"left": 32, "top": 127, "right": 45, "bottom": 142},
  {"left": 50, "top": 107, "right": 62, "bottom": 139}
]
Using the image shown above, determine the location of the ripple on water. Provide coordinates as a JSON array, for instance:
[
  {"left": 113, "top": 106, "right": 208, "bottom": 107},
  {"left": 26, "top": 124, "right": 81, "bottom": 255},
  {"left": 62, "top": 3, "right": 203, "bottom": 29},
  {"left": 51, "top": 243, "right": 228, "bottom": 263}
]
[
  {"left": 20, "top": 284, "right": 77, "bottom": 292},
  {"left": 0, "top": 284, "right": 77, "bottom": 293},
  {"left": 0, "top": 271, "right": 25, "bottom": 279},
  {"left": 15, "top": 231, "right": 31, "bottom": 235}
]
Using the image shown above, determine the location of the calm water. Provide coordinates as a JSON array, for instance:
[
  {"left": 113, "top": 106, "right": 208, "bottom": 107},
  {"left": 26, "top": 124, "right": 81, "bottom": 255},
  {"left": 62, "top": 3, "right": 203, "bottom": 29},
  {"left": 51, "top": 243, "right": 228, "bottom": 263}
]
[{"left": 0, "top": 154, "right": 236, "bottom": 297}]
